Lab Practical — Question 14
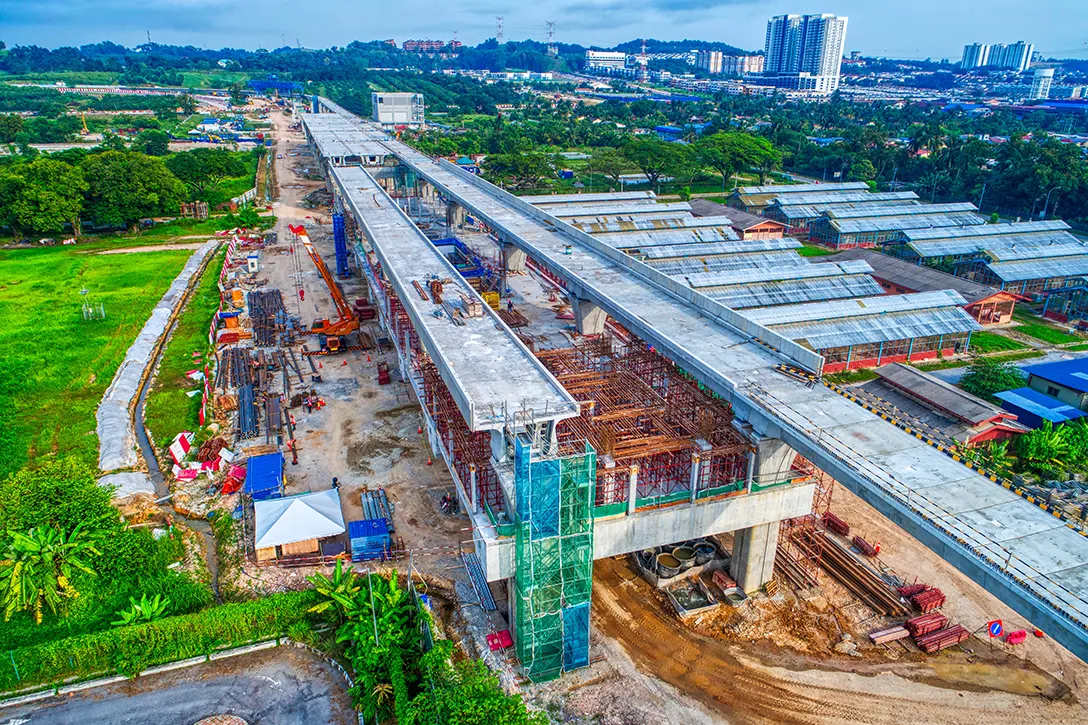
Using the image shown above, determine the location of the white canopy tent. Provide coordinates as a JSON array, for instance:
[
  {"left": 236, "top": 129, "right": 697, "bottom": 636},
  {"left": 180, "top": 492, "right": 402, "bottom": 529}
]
[{"left": 254, "top": 489, "right": 346, "bottom": 550}]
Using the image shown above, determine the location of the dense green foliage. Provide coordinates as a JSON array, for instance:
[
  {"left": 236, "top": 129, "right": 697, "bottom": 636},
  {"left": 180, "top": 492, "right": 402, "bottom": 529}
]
[
  {"left": 310, "top": 568, "right": 543, "bottom": 724},
  {"left": 0, "top": 590, "right": 315, "bottom": 692},
  {"left": 0, "top": 460, "right": 212, "bottom": 652},
  {"left": 958, "top": 357, "right": 1027, "bottom": 402},
  {"left": 0, "top": 148, "right": 255, "bottom": 236}
]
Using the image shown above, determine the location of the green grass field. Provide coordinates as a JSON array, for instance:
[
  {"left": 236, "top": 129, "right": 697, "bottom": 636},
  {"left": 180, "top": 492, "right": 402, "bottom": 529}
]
[
  {"left": 144, "top": 250, "right": 224, "bottom": 454},
  {"left": 1012, "top": 319, "right": 1083, "bottom": 346},
  {"left": 797, "top": 244, "right": 836, "bottom": 257},
  {"left": 180, "top": 71, "right": 249, "bottom": 89},
  {"left": 967, "top": 331, "right": 1029, "bottom": 354},
  {"left": 911, "top": 349, "right": 1045, "bottom": 372},
  {"left": 0, "top": 243, "right": 193, "bottom": 478}
]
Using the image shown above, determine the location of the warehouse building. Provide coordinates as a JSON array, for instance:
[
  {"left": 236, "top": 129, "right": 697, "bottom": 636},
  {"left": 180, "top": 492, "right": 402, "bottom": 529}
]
[
  {"left": 807, "top": 202, "right": 984, "bottom": 250},
  {"left": 883, "top": 221, "right": 1088, "bottom": 301},
  {"left": 688, "top": 198, "right": 788, "bottom": 239},
  {"left": 814, "top": 248, "right": 1020, "bottom": 325},
  {"left": 761, "top": 190, "right": 921, "bottom": 234},
  {"left": 726, "top": 181, "right": 870, "bottom": 214},
  {"left": 530, "top": 192, "right": 979, "bottom": 373}
]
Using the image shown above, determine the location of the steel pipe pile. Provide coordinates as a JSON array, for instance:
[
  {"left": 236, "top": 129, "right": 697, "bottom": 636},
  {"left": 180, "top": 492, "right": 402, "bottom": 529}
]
[{"left": 248, "top": 289, "right": 285, "bottom": 347}]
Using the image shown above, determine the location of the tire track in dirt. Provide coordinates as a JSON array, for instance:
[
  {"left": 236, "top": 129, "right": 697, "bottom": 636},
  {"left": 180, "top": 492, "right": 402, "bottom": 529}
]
[{"left": 591, "top": 557, "right": 1073, "bottom": 725}]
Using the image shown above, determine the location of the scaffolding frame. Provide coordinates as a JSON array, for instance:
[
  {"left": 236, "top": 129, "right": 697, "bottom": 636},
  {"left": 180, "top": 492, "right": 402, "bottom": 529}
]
[
  {"left": 513, "top": 435, "right": 596, "bottom": 681},
  {"left": 774, "top": 455, "right": 833, "bottom": 588},
  {"left": 535, "top": 340, "right": 751, "bottom": 510}
]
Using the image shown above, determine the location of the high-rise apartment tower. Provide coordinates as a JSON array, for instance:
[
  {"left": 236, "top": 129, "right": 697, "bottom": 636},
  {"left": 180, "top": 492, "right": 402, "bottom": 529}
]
[{"left": 763, "top": 14, "right": 848, "bottom": 93}]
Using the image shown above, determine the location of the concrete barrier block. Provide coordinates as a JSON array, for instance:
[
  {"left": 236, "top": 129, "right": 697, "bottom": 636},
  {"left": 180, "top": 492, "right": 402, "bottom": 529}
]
[{"left": 208, "top": 639, "right": 279, "bottom": 661}]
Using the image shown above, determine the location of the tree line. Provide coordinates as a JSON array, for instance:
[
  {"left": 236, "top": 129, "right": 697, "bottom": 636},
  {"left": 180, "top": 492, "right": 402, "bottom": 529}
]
[{"left": 0, "top": 146, "right": 255, "bottom": 236}]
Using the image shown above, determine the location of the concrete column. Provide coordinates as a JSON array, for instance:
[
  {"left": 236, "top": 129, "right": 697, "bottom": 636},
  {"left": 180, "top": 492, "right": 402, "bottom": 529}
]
[
  {"left": 730, "top": 522, "right": 779, "bottom": 593},
  {"left": 626, "top": 465, "right": 640, "bottom": 515},
  {"left": 503, "top": 243, "right": 528, "bottom": 273},
  {"left": 751, "top": 436, "right": 796, "bottom": 488},
  {"left": 572, "top": 298, "right": 608, "bottom": 336}
]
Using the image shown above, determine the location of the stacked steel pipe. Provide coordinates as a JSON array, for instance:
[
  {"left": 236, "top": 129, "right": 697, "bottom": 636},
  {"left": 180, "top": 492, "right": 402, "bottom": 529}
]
[{"left": 915, "top": 625, "right": 969, "bottom": 653}]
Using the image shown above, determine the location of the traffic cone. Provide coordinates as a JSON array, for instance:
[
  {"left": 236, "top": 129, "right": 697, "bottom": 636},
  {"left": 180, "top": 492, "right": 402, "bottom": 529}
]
[
  {"left": 342, "top": 359, "right": 347, "bottom": 366},
  {"left": 319, "top": 361, "right": 323, "bottom": 368},
  {"left": 417, "top": 426, "right": 423, "bottom": 435},
  {"left": 427, "top": 456, "right": 433, "bottom": 466},
  {"left": 366, "top": 353, "right": 371, "bottom": 363}
]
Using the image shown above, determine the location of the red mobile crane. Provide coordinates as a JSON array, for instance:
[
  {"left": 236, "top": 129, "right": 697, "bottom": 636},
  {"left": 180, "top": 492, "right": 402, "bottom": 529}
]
[{"left": 291, "top": 224, "right": 359, "bottom": 352}]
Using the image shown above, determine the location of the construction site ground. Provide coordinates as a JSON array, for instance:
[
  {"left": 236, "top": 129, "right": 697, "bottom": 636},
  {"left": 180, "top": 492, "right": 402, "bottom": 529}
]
[{"left": 205, "top": 108, "right": 1088, "bottom": 724}]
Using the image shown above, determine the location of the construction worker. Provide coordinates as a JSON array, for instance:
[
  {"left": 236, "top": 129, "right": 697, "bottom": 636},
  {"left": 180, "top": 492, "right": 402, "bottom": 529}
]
[
  {"left": 506, "top": 298, "right": 514, "bottom": 313},
  {"left": 332, "top": 477, "right": 340, "bottom": 490}
]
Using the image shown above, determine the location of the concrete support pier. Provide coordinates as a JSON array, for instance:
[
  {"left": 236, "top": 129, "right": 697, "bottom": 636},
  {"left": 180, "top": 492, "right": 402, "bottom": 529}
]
[
  {"left": 572, "top": 298, "right": 608, "bottom": 335},
  {"left": 730, "top": 522, "right": 780, "bottom": 593},
  {"left": 503, "top": 243, "right": 528, "bottom": 273},
  {"left": 751, "top": 436, "right": 796, "bottom": 488}
]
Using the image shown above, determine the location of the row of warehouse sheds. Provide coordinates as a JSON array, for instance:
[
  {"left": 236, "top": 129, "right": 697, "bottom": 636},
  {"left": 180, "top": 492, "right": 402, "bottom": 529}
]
[
  {"left": 526, "top": 190, "right": 979, "bottom": 373},
  {"left": 728, "top": 182, "right": 1088, "bottom": 305}
]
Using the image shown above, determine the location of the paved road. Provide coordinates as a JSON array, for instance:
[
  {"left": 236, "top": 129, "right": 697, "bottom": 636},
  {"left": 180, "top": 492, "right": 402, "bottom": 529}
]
[
  {"left": 929, "top": 349, "right": 1088, "bottom": 384},
  {"left": 1, "top": 647, "right": 355, "bottom": 725}
]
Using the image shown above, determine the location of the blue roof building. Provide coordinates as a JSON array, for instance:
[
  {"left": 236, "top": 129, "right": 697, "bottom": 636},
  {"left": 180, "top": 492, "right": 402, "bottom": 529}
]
[
  {"left": 993, "top": 387, "right": 1088, "bottom": 429},
  {"left": 1022, "top": 358, "right": 1088, "bottom": 412}
]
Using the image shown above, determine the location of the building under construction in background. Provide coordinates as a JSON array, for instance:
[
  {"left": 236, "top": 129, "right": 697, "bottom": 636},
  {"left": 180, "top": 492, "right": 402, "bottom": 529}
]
[{"left": 298, "top": 98, "right": 1088, "bottom": 676}]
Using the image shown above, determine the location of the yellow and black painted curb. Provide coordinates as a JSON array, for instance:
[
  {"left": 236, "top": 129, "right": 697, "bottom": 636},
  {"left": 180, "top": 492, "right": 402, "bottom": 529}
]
[{"left": 775, "top": 364, "right": 1088, "bottom": 539}]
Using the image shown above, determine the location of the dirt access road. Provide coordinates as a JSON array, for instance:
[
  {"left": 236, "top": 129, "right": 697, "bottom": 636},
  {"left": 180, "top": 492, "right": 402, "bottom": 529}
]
[{"left": 589, "top": 556, "right": 1081, "bottom": 725}]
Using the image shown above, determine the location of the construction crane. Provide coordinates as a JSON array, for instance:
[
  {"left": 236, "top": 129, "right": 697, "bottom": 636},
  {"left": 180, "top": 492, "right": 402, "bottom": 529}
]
[{"left": 290, "top": 224, "right": 358, "bottom": 352}]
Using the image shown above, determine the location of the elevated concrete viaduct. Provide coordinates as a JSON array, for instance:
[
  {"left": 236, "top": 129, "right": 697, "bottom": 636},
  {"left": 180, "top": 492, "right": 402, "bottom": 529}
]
[{"left": 302, "top": 98, "right": 1088, "bottom": 667}]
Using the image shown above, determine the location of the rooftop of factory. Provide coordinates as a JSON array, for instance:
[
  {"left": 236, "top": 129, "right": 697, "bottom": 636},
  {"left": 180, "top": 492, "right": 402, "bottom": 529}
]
[
  {"left": 687, "top": 199, "right": 787, "bottom": 231},
  {"left": 813, "top": 248, "right": 1009, "bottom": 306},
  {"left": 816, "top": 205, "right": 986, "bottom": 235},
  {"left": 329, "top": 164, "right": 579, "bottom": 431}
]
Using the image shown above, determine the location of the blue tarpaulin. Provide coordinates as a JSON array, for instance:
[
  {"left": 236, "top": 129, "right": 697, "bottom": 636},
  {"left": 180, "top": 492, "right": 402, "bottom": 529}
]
[{"left": 245, "top": 452, "right": 284, "bottom": 500}]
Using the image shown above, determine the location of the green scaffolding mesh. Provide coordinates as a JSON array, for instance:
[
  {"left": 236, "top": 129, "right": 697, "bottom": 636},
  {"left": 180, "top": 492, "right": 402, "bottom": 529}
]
[{"left": 513, "top": 436, "right": 596, "bottom": 681}]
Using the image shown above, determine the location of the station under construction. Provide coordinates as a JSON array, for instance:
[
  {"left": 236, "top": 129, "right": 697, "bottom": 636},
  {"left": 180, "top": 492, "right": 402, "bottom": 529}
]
[{"left": 299, "top": 99, "right": 1088, "bottom": 679}]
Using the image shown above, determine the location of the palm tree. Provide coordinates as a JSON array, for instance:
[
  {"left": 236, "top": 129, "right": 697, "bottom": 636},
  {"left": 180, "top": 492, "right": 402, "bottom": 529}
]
[{"left": 1, "top": 523, "right": 101, "bottom": 624}]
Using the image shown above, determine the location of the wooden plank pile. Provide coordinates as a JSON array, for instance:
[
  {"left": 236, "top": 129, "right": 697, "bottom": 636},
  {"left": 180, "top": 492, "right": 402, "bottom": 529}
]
[{"left": 868, "top": 625, "right": 910, "bottom": 645}]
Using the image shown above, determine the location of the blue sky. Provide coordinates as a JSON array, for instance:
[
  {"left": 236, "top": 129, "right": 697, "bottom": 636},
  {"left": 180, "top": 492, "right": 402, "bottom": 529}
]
[{"left": 2, "top": 0, "right": 1086, "bottom": 60}]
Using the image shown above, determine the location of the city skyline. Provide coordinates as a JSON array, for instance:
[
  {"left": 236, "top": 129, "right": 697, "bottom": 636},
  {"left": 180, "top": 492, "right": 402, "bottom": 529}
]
[{"left": 3, "top": 0, "right": 1087, "bottom": 61}]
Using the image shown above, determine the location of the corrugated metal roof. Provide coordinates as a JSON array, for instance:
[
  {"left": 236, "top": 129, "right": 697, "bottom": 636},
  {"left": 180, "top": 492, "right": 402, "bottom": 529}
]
[
  {"left": 825, "top": 202, "right": 979, "bottom": 219},
  {"left": 743, "top": 290, "right": 969, "bottom": 326},
  {"left": 813, "top": 248, "right": 1005, "bottom": 305},
  {"left": 563, "top": 210, "right": 695, "bottom": 225},
  {"left": 1021, "top": 358, "right": 1088, "bottom": 394},
  {"left": 776, "top": 199, "right": 919, "bottom": 221},
  {"left": 906, "top": 231, "right": 1085, "bottom": 259},
  {"left": 874, "top": 362, "right": 1007, "bottom": 424},
  {"left": 767, "top": 306, "right": 980, "bottom": 351},
  {"left": 994, "top": 387, "right": 1088, "bottom": 424},
  {"left": 986, "top": 255, "right": 1088, "bottom": 282},
  {"left": 736, "top": 181, "right": 869, "bottom": 195},
  {"left": 527, "top": 191, "right": 656, "bottom": 205},
  {"left": 635, "top": 238, "right": 802, "bottom": 258},
  {"left": 986, "top": 240, "right": 1088, "bottom": 261},
  {"left": 548, "top": 201, "right": 689, "bottom": 217},
  {"left": 573, "top": 216, "right": 728, "bottom": 234},
  {"left": 902, "top": 220, "right": 1072, "bottom": 241},
  {"left": 594, "top": 227, "right": 742, "bottom": 248},
  {"left": 771, "top": 190, "right": 920, "bottom": 207},
  {"left": 683, "top": 259, "right": 873, "bottom": 290},
  {"left": 648, "top": 252, "right": 807, "bottom": 275},
  {"left": 829, "top": 212, "right": 985, "bottom": 234},
  {"left": 706, "top": 276, "right": 886, "bottom": 309}
]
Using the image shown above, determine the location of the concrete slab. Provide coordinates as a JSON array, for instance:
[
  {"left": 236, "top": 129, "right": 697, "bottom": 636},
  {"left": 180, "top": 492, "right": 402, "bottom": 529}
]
[
  {"left": 954, "top": 500, "right": 1071, "bottom": 542},
  {"left": 981, "top": 525, "right": 1088, "bottom": 576}
]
